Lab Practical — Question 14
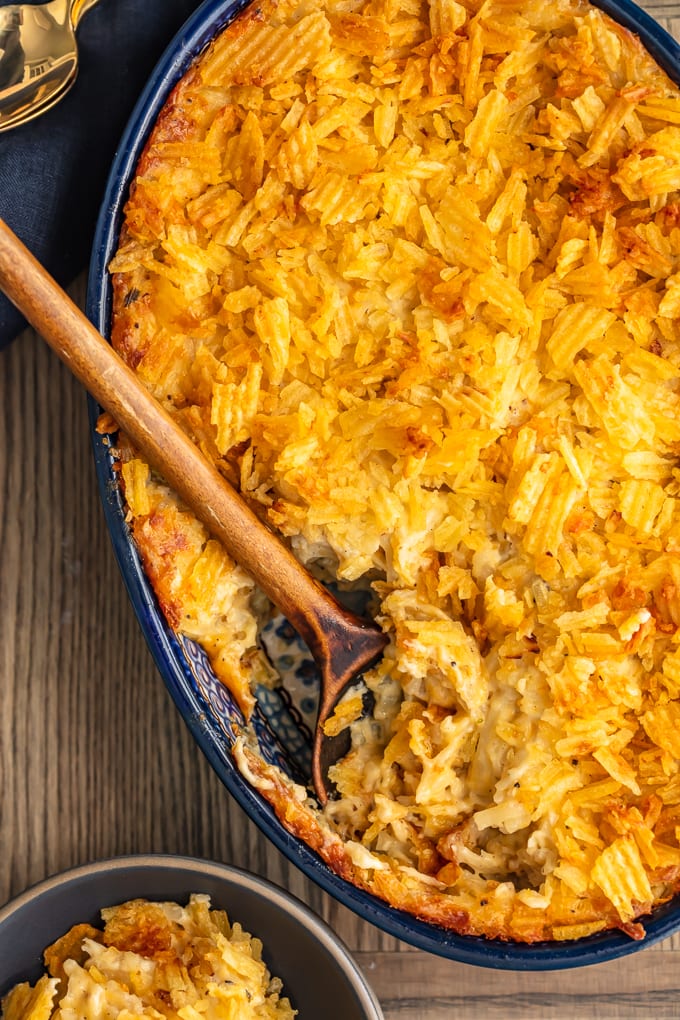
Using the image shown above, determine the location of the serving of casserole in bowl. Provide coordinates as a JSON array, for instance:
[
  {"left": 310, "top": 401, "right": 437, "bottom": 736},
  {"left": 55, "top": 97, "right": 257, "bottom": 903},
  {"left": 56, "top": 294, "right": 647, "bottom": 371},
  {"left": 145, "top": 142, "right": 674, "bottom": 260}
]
[
  {"left": 0, "top": 855, "right": 383, "bottom": 1019},
  {"left": 88, "top": 0, "right": 680, "bottom": 967}
]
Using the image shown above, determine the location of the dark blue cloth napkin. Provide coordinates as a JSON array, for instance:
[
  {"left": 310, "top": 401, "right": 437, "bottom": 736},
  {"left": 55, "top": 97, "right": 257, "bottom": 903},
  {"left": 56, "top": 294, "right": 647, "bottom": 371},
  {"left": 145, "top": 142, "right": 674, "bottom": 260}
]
[{"left": 0, "top": 0, "right": 199, "bottom": 349}]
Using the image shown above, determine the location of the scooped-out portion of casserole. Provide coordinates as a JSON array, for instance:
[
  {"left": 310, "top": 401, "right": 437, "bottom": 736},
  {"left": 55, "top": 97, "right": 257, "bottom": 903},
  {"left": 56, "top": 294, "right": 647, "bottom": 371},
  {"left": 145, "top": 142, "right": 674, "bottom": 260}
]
[{"left": 108, "top": 0, "right": 680, "bottom": 941}]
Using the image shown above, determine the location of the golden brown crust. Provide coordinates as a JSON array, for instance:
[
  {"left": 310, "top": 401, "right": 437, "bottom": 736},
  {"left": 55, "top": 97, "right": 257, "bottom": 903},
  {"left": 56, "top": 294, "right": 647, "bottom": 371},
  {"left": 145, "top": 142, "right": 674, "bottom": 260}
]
[
  {"left": 101, "top": 899, "right": 179, "bottom": 959},
  {"left": 44, "top": 924, "right": 102, "bottom": 985},
  {"left": 108, "top": 0, "right": 680, "bottom": 942},
  {"left": 237, "top": 745, "right": 657, "bottom": 941}
]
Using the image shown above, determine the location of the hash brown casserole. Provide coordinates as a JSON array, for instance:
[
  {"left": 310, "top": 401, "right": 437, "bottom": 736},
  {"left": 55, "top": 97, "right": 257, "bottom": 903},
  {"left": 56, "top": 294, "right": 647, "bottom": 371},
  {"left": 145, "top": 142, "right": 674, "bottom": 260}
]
[
  {"left": 109, "top": 0, "right": 680, "bottom": 941},
  {"left": 0, "top": 896, "right": 296, "bottom": 1020}
]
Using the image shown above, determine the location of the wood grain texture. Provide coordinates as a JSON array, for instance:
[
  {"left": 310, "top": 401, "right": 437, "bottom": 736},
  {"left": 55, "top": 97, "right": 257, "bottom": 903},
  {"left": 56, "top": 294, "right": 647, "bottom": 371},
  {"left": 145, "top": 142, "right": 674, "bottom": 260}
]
[
  {"left": 354, "top": 949, "right": 680, "bottom": 1019},
  {"left": 3, "top": 5, "right": 680, "bottom": 1012}
]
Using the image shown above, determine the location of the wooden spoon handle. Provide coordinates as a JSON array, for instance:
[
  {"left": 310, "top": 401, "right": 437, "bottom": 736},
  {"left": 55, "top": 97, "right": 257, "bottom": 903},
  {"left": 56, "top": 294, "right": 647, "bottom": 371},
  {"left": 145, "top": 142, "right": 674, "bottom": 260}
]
[{"left": 0, "top": 218, "right": 383, "bottom": 671}]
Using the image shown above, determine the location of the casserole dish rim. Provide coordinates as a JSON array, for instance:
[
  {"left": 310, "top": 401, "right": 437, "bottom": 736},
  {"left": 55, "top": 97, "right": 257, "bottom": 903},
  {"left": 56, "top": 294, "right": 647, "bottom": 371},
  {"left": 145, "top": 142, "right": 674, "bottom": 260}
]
[{"left": 86, "top": 0, "right": 680, "bottom": 969}]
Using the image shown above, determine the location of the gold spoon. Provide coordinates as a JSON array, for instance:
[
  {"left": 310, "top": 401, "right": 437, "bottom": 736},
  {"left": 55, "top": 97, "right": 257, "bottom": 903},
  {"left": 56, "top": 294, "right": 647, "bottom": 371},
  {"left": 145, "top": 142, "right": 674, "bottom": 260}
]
[
  {"left": 0, "top": 218, "right": 388, "bottom": 804},
  {"left": 0, "top": 0, "right": 102, "bottom": 133}
]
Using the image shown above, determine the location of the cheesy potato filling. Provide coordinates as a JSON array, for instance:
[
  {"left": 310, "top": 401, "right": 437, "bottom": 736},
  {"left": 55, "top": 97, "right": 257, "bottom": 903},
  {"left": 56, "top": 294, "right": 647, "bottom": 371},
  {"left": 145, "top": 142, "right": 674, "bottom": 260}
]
[
  {"left": 109, "top": 0, "right": 680, "bottom": 940},
  {"left": 1, "top": 896, "right": 296, "bottom": 1020}
]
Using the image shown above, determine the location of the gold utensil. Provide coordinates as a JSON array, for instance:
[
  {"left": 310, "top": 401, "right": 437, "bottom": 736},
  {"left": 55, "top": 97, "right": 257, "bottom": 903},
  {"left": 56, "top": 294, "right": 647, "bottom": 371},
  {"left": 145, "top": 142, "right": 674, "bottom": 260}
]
[
  {"left": 0, "top": 0, "right": 101, "bottom": 133},
  {"left": 0, "top": 218, "right": 388, "bottom": 804}
]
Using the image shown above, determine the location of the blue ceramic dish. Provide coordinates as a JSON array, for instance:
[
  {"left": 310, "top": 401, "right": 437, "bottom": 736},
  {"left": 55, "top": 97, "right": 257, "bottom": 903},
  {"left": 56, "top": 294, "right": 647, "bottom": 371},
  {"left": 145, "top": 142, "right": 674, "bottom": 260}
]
[
  {"left": 87, "top": 0, "right": 680, "bottom": 970},
  {"left": 0, "top": 854, "right": 383, "bottom": 1019}
]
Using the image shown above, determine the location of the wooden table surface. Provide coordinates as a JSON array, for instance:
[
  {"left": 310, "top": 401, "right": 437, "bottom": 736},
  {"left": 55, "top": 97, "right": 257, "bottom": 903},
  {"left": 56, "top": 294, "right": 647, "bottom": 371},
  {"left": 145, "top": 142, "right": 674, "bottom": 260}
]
[{"left": 4, "top": 6, "right": 680, "bottom": 1014}]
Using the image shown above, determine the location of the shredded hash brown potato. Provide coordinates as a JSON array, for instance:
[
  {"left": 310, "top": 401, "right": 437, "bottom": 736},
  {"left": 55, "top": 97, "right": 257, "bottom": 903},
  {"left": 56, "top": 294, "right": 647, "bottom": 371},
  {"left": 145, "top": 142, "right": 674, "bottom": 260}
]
[
  {"left": 108, "top": 0, "right": 680, "bottom": 941},
  {"left": 0, "top": 896, "right": 296, "bottom": 1020}
]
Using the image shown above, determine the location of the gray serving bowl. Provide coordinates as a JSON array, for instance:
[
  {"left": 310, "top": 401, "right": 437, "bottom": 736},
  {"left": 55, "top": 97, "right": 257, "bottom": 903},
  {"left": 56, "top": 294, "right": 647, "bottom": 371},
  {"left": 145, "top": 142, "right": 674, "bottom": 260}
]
[{"left": 0, "top": 855, "right": 383, "bottom": 1020}]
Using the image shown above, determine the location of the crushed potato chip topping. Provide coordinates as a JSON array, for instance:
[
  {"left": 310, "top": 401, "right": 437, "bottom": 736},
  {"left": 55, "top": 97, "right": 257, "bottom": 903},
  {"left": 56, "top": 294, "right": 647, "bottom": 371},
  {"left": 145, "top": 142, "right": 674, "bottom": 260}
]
[
  {"left": 109, "top": 0, "right": 680, "bottom": 940},
  {"left": 1, "top": 896, "right": 296, "bottom": 1020}
]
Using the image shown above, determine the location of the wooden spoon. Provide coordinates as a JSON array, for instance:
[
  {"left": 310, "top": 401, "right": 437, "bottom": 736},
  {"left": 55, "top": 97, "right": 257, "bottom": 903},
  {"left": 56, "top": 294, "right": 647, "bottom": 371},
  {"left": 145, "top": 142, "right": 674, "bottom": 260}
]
[{"left": 0, "top": 217, "right": 387, "bottom": 805}]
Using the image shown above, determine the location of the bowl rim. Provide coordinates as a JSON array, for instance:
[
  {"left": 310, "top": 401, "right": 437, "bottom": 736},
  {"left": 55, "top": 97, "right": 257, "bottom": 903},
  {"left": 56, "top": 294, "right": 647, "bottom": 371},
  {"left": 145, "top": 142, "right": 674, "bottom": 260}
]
[
  {"left": 86, "top": 0, "right": 680, "bottom": 970},
  {"left": 0, "top": 853, "right": 384, "bottom": 1019}
]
